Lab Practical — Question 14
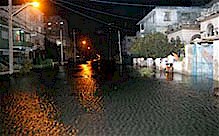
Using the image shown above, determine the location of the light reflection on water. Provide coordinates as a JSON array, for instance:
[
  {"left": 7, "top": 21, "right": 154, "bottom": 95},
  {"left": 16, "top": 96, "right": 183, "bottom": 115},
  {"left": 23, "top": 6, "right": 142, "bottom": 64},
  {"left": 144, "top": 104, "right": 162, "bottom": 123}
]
[
  {"left": 1, "top": 64, "right": 219, "bottom": 135},
  {"left": 0, "top": 90, "right": 77, "bottom": 135},
  {"left": 74, "top": 61, "right": 103, "bottom": 113}
]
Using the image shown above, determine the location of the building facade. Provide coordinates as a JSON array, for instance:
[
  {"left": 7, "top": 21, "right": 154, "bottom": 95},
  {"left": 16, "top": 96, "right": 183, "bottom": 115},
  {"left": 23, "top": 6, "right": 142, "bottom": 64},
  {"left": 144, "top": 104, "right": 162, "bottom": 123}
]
[
  {"left": 167, "top": 23, "right": 201, "bottom": 45},
  {"left": 0, "top": 5, "right": 45, "bottom": 71},
  {"left": 137, "top": 6, "right": 202, "bottom": 37},
  {"left": 196, "top": 1, "right": 219, "bottom": 81},
  {"left": 45, "top": 16, "right": 71, "bottom": 61}
]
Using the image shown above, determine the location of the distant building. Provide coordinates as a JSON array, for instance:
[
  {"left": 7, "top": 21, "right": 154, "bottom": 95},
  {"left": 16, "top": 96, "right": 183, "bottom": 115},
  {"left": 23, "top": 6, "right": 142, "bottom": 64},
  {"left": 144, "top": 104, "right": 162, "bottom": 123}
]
[
  {"left": 0, "top": 5, "right": 45, "bottom": 68},
  {"left": 45, "top": 16, "right": 71, "bottom": 60},
  {"left": 137, "top": 6, "right": 202, "bottom": 37},
  {"left": 0, "top": 5, "right": 45, "bottom": 50},
  {"left": 197, "top": 1, "right": 219, "bottom": 40},
  {"left": 166, "top": 22, "right": 201, "bottom": 45}
]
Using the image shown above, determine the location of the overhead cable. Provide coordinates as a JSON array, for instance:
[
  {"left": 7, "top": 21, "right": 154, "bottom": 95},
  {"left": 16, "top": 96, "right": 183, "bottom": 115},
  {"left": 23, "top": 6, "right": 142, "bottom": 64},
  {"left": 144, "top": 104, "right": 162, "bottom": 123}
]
[
  {"left": 50, "top": 0, "right": 109, "bottom": 26},
  {"left": 56, "top": 0, "right": 138, "bottom": 21},
  {"left": 89, "top": 0, "right": 155, "bottom": 7},
  {"left": 50, "top": 0, "right": 136, "bottom": 32}
]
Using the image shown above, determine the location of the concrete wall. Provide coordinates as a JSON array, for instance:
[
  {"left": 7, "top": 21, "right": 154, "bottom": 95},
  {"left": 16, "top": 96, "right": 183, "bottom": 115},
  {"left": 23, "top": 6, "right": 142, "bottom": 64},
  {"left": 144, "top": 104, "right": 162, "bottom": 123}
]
[
  {"left": 184, "top": 42, "right": 219, "bottom": 81},
  {"left": 184, "top": 44, "right": 193, "bottom": 75},
  {"left": 213, "top": 40, "right": 219, "bottom": 81},
  {"left": 173, "top": 61, "right": 183, "bottom": 73}
]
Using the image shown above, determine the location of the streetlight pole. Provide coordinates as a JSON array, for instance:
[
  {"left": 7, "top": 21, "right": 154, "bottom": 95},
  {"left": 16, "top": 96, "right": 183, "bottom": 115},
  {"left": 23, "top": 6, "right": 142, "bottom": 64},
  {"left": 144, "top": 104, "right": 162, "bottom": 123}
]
[
  {"left": 8, "top": 0, "right": 13, "bottom": 74},
  {"left": 73, "top": 29, "right": 76, "bottom": 64},
  {"left": 108, "top": 23, "right": 112, "bottom": 60},
  {"left": 60, "top": 24, "right": 64, "bottom": 65},
  {"left": 118, "top": 30, "right": 122, "bottom": 64},
  {"left": 8, "top": 1, "right": 39, "bottom": 74}
]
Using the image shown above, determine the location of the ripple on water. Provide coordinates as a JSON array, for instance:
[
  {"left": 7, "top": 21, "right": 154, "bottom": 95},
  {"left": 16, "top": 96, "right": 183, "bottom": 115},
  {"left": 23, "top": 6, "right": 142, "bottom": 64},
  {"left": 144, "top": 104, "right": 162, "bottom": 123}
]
[{"left": 0, "top": 91, "right": 77, "bottom": 135}]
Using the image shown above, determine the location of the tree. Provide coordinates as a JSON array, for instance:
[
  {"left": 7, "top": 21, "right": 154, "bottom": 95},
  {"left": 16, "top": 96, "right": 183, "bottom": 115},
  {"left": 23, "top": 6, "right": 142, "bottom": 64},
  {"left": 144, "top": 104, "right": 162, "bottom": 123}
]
[{"left": 129, "top": 32, "right": 174, "bottom": 59}]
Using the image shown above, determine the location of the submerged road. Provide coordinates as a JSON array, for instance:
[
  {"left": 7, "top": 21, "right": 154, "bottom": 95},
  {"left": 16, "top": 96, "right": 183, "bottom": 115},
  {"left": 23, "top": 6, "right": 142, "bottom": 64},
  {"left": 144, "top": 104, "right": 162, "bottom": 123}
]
[{"left": 1, "top": 61, "right": 219, "bottom": 135}]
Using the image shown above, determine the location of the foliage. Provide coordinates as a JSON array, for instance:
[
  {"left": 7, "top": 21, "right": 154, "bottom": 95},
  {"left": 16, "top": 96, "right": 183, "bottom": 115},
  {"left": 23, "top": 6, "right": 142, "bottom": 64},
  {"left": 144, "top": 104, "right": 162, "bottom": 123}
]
[
  {"left": 129, "top": 32, "right": 184, "bottom": 59},
  {"left": 20, "top": 59, "right": 32, "bottom": 74},
  {"left": 138, "top": 68, "right": 153, "bottom": 77},
  {"left": 127, "top": 67, "right": 153, "bottom": 78},
  {"left": 170, "top": 36, "right": 185, "bottom": 54},
  {"left": 33, "top": 59, "right": 53, "bottom": 69}
]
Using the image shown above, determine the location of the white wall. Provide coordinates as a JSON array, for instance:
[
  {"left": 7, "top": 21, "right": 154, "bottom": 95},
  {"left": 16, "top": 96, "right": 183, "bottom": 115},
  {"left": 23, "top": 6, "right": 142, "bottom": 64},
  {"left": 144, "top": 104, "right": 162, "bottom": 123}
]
[
  {"left": 155, "top": 8, "right": 178, "bottom": 27},
  {"left": 184, "top": 44, "right": 193, "bottom": 74},
  {"left": 213, "top": 40, "right": 219, "bottom": 81},
  {"left": 200, "top": 15, "right": 219, "bottom": 39},
  {"left": 168, "top": 29, "right": 200, "bottom": 44}
]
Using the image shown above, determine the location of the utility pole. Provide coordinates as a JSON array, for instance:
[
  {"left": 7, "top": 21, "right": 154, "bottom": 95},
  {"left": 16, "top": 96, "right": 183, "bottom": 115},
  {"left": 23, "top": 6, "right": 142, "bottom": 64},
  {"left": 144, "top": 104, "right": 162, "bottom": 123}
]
[
  {"left": 108, "top": 24, "right": 112, "bottom": 60},
  {"left": 8, "top": 0, "right": 13, "bottom": 74},
  {"left": 118, "top": 30, "right": 122, "bottom": 64},
  {"left": 60, "top": 28, "right": 64, "bottom": 65},
  {"left": 73, "top": 29, "right": 76, "bottom": 64}
]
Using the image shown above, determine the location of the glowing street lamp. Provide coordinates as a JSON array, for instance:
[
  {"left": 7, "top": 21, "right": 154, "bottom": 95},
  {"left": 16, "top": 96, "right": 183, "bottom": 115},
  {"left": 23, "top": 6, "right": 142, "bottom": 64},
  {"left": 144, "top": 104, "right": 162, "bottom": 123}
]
[
  {"left": 8, "top": 1, "right": 40, "bottom": 74},
  {"left": 31, "top": 2, "right": 40, "bottom": 7},
  {"left": 82, "top": 40, "right": 86, "bottom": 45}
]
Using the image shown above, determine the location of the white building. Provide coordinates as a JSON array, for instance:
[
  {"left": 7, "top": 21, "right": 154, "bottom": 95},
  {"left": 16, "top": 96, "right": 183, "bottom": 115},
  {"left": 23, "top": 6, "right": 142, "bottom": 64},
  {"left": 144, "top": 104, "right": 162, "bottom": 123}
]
[
  {"left": 0, "top": 4, "right": 45, "bottom": 50},
  {"left": 197, "top": 1, "right": 219, "bottom": 40},
  {"left": 137, "top": 6, "right": 202, "bottom": 37},
  {"left": 167, "top": 23, "right": 201, "bottom": 45},
  {"left": 195, "top": 1, "right": 219, "bottom": 81},
  {"left": 45, "top": 16, "right": 71, "bottom": 60}
]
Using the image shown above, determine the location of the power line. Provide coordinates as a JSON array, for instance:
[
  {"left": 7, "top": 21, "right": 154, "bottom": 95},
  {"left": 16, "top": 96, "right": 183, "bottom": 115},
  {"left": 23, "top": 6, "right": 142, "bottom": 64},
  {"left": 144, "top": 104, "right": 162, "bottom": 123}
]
[
  {"left": 50, "top": 0, "right": 136, "bottom": 32},
  {"left": 56, "top": 0, "right": 138, "bottom": 21},
  {"left": 50, "top": 0, "right": 109, "bottom": 25},
  {"left": 89, "top": 0, "right": 156, "bottom": 7}
]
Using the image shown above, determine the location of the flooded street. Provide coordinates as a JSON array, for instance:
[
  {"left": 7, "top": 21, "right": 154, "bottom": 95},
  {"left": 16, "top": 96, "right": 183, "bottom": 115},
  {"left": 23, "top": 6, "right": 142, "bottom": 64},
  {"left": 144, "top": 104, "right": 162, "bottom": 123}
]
[{"left": 1, "top": 61, "right": 219, "bottom": 135}]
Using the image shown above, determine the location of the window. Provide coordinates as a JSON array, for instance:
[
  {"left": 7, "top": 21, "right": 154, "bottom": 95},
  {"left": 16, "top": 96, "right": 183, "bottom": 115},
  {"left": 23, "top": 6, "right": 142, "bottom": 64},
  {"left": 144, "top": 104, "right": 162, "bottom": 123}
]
[
  {"left": 181, "top": 13, "right": 190, "bottom": 20},
  {"left": 207, "top": 24, "right": 214, "bottom": 36},
  {"left": 140, "top": 23, "right": 144, "bottom": 30},
  {"left": 2, "top": 30, "right": 8, "bottom": 39},
  {"left": 38, "top": 27, "right": 41, "bottom": 33},
  {"left": 164, "top": 12, "right": 171, "bottom": 21}
]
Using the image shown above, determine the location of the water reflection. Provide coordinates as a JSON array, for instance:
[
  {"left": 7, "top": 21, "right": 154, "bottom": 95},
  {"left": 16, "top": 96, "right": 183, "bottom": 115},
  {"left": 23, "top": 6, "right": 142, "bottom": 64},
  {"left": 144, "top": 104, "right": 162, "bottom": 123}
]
[
  {"left": 0, "top": 90, "right": 77, "bottom": 135},
  {"left": 69, "top": 61, "right": 103, "bottom": 113},
  {"left": 1, "top": 65, "right": 219, "bottom": 135}
]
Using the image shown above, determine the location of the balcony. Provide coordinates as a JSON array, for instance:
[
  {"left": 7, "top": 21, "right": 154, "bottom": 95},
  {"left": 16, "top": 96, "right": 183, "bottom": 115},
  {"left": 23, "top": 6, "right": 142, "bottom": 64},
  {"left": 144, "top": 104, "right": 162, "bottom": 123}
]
[{"left": 166, "top": 22, "right": 200, "bottom": 34}]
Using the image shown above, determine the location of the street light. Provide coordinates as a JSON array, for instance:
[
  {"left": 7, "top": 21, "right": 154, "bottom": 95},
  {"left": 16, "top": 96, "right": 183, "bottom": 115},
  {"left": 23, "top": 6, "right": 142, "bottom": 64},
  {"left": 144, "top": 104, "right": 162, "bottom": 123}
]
[
  {"left": 47, "top": 21, "right": 64, "bottom": 65},
  {"left": 8, "top": 1, "right": 40, "bottom": 74},
  {"left": 82, "top": 40, "right": 86, "bottom": 45}
]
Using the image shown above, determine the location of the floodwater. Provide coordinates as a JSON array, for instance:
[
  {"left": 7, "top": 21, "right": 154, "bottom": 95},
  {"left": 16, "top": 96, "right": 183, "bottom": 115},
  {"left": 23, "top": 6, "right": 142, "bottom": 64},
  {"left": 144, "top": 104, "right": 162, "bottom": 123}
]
[{"left": 1, "top": 61, "right": 219, "bottom": 136}]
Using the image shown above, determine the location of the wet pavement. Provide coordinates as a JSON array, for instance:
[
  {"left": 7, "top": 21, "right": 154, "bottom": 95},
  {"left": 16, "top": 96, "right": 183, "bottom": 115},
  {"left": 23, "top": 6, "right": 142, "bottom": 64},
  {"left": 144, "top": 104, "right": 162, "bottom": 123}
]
[{"left": 1, "top": 61, "right": 219, "bottom": 136}]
